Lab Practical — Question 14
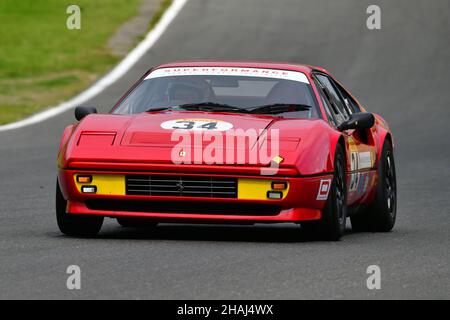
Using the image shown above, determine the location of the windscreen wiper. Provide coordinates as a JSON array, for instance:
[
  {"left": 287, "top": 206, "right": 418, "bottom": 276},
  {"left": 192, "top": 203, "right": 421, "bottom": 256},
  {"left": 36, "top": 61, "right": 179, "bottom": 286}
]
[
  {"left": 145, "top": 106, "right": 178, "bottom": 112},
  {"left": 178, "top": 102, "right": 248, "bottom": 113},
  {"left": 245, "top": 103, "right": 312, "bottom": 114}
]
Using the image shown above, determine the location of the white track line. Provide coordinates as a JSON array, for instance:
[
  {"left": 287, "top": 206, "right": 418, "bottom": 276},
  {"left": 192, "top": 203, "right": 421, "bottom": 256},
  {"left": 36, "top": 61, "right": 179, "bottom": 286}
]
[{"left": 0, "top": 0, "right": 188, "bottom": 132}]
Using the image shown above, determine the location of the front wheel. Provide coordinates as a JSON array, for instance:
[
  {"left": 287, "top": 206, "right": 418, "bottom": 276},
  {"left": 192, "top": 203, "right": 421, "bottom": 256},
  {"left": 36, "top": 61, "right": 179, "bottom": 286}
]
[
  {"left": 56, "top": 180, "right": 103, "bottom": 237},
  {"left": 302, "top": 143, "right": 347, "bottom": 241}
]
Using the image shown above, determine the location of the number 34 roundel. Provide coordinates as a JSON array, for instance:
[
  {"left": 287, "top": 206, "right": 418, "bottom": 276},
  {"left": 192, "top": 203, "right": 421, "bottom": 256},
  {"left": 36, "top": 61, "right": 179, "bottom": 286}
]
[{"left": 161, "top": 119, "right": 233, "bottom": 131}]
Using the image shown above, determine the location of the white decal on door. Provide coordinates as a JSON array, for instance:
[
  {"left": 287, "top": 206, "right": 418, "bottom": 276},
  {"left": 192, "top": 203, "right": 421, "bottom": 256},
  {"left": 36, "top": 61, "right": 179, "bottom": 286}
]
[{"left": 358, "top": 152, "right": 372, "bottom": 169}]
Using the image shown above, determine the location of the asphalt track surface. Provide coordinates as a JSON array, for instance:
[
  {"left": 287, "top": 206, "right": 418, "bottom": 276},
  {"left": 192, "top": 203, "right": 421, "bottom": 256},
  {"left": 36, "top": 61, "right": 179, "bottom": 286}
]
[{"left": 0, "top": 0, "right": 449, "bottom": 299}]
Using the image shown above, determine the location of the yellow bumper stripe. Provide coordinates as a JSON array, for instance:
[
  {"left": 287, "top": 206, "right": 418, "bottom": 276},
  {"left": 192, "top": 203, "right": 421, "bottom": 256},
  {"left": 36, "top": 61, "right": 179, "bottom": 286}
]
[
  {"left": 74, "top": 174, "right": 125, "bottom": 195},
  {"left": 238, "top": 179, "right": 289, "bottom": 200}
]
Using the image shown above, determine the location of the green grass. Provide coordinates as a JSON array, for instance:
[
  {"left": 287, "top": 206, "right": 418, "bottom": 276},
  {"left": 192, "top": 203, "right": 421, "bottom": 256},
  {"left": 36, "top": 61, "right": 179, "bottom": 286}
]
[
  {"left": 149, "top": 0, "right": 173, "bottom": 30},
  {"left": 0, "top": 0, "right": 160, "bottom": 125}
]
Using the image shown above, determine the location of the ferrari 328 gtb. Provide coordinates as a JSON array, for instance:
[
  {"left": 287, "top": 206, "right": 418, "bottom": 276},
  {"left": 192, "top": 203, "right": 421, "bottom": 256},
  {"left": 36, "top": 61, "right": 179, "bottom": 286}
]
[{"left": 56, "top": 61, "right": 396, "bottom": 240}]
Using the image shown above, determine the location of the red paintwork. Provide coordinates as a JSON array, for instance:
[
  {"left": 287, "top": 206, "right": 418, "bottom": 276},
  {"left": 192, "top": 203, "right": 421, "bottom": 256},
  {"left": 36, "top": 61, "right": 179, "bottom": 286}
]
[{"left": 58, "top": 61, "right": 394, "bottom": 223}]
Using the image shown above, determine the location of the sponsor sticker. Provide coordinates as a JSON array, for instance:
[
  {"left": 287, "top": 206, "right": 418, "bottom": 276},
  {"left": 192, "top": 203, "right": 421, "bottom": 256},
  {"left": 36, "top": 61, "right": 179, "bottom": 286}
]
[
  {"left": 349, "top": 172, "right": 360, "bottom": 192},
  {"left": 358, "top": 151, "right": 373, "bottom": 169},
  {"left": 348, "top": 137, "right": 359, "bottom": 171},
  {"left": 317, "top": 179, "right": 332, "bottom": 200},
  {"left": 356, "top": 173, "right": 369, "bottom": 196},
  {"left": 350, "top": 151, "right": 359, "bottom": 171},
  {"left": 145, "top": 67, "right": 310, "bottom": 83},
  {"left": 347, "top": 137, "right": 375, "bottom": 194},
  {"left": 161, "top": 118, "right": 233, "bottom": 131}
]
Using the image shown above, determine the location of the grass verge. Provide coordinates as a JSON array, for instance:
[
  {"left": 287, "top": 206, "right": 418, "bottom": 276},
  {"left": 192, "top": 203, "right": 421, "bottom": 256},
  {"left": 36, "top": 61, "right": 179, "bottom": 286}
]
[{"left": 0, "top": 0, "right": 170, "bottom": 125}]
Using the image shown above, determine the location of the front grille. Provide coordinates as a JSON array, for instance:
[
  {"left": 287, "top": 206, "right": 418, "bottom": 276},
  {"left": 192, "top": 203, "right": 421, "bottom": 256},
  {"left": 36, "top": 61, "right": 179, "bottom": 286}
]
[
  {"left": 126, "top": 175, "right": 237, "bottom": 198},
  {"left": 85, "top": 200, "right": 281, "bottom": 216}
]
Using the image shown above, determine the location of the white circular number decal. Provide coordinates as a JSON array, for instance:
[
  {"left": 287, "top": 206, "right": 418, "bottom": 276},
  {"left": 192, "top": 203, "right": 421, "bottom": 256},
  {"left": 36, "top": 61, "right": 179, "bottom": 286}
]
[{"left": 161, "top": 119, "right": 233, "bottom": 131}]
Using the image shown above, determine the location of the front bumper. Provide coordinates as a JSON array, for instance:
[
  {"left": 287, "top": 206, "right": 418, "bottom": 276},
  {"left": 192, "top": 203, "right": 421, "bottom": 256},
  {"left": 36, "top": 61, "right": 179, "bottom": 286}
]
[{"left": 58, "top": 168, "right": 332, "bottom": 223}]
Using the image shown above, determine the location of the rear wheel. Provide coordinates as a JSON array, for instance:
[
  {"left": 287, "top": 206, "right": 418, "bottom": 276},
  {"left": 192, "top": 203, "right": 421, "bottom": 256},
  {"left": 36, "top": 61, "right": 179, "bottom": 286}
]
[
  {"left": 303, "top": 144, "right": 347, "bottom": 241},
  {"left": 350, "top": 140, "right": 396, "bottom": 232},
  {"left": 56, "top": 180, "right": 103, "bottom": 237}
]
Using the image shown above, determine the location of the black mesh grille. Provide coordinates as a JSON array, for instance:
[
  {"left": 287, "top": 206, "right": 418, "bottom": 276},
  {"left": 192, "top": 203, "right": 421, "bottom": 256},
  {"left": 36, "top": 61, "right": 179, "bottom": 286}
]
[
  {"left": 126, "top": 175, "right": 237, "bottom": 198},
  {"left": 85, "top": 200, "right": 281, "bottom": 216}
]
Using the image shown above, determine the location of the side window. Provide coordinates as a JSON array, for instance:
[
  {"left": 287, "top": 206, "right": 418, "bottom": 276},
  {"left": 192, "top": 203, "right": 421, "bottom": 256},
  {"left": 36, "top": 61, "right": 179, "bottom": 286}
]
[
  {"left": 333, "top": 81, "right": 361, "bottom": 113},
  {"left": 314, "top": 79, "right": 337, "bottom": 127},
  {"left": 316, "top": 74, "right": 350, "bottom": 124}
]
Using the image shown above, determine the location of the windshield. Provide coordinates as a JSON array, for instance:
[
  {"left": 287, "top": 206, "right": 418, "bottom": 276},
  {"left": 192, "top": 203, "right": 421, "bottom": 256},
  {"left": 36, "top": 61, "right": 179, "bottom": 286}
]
[{"left": 113, "top": 67, "right": 319, "bottom": 118}]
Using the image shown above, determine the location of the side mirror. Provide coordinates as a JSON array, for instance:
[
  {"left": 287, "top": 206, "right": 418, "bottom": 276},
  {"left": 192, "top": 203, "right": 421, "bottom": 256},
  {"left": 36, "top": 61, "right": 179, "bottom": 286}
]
[
  {"left": 75, "top": 106, "right": 97, "bottom": 121},
  {"left": 337, "top": 112, "right": 374, "bottom": 131}
]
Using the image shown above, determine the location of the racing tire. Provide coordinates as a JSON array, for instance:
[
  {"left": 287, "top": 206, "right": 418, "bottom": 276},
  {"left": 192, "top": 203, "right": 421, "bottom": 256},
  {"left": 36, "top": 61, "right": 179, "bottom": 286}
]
[
  {"left": 116, "top": 217, "right": 158, "bottom": 228},
  {"left": 56, "top": 180, "right": 103, "bottom": 237},
  {"left": 351, "top": 140, "right": 396, "bottom": 232},
  {"left": 302, "top": 144, "right": 347, "bottom": 241}
]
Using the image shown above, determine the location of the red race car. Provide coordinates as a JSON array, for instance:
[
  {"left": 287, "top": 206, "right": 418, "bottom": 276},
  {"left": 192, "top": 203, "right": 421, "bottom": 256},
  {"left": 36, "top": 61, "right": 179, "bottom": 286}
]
[{"left": 56, "top": 61, "right": 396, "bottom": 240}]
